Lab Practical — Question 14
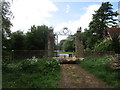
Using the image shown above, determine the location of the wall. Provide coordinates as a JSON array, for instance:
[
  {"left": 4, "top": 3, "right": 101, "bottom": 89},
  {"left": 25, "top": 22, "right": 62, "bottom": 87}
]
[
  {"left": 83, "top": 51, "right": 115, "bottom": 57},
  {"left": 11, "top": 50, "right": 48, "bottom": 60}
]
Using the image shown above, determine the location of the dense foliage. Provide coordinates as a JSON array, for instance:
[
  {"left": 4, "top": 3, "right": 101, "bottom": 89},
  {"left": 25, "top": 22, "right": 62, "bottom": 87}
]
[
  {"left": 110, "top": 38, "right": 120, "bottom": 53},
  {"left": 10, "top": 31, "right": 25, "bottom": 50},
  {"left": 94, "top": 39, "right": 112, "bottom": 51},
  {"left": 2, "top": 58, "right": 60, "bottom": 88},
  {"left": 58, "top": 40, "right": 66, "bottom": 51},
  {"left": 58, "top": 35, "right": 75, "bottom": 52},
  {"left": 2, "top": 1, "right": 13, "bottom": 48},
  {"left": 8, "top": 25, "right": 50, "bottom": 50},
  {"left": 77, "top": 57, "right": 120, "bottom": 88},
  {"left": 84, "top": 2, "right": 118, "bottom": 50},
  {"left": 94, "top": 38, "right": 120, "bottom": 53},
  {"left": 25, "top": 25, "right": 49, "bottom": 50},
  {"left": 2, "top": 1, "right": 13, "bottom": 57},
  {"left": 2, "top": 25, "right": 52, "bottom": 59}
]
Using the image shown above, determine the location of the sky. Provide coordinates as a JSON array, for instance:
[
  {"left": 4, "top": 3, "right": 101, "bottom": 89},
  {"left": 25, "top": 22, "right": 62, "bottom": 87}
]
[{"left": 10, "top": 0, "right": 119, "bottom": 42}]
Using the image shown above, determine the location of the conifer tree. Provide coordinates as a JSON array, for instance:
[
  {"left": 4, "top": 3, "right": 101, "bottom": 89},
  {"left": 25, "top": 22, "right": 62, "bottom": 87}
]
[
  {"left": 85, "top": 2, "right": 118, "bottom": 49},
  {"left": 89, "top": 2, "right": 118, "bottom": 39}
]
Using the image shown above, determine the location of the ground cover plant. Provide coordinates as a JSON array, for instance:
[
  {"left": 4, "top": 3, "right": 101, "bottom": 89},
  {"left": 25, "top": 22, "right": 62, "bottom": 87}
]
[
  {"left": 77, "top": 56, "right": 120, "bottom": 88},
  {"left": 2, "top": 57, "right": 60, "bottom": 88}
]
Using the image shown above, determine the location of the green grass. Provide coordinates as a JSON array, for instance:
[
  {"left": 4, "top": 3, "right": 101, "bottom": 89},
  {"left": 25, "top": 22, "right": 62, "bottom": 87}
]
[
  {"left": 77, "top": 56, "right": 120, "bottom": 88},
  {"left": 58, "top": 52, "right": 74, "bottom": 54},
  {"left": 2, "top": 58, "right": 60, "bottom": 88}
]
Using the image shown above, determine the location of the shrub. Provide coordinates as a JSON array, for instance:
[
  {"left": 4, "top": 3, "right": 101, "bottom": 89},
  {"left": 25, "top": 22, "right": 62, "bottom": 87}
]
[
  {"left": 2, "top": 58, "right": 60, "bottom": 88},
  {"left": 94, "top": 39, "right": 112, "bottom": 51}
]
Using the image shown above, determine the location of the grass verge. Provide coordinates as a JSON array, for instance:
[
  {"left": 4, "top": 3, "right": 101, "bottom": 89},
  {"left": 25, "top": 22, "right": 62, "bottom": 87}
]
[
  {"left": 77, "top": 56, "right": 120, "bottom": 88},
  {"left": 2, "top": 58, "right": 60, "bottom": 88},
  {"left": 58, "top": 52, "right": 74, "bottom": 54}
]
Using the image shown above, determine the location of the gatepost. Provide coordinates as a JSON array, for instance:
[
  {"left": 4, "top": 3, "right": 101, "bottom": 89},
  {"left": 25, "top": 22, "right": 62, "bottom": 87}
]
[
  {"left": 75, "top": 27, "right": 84, "bottom": 58},
  {"left": 48, "top": 29, "right": 54, "bottom": 57}
]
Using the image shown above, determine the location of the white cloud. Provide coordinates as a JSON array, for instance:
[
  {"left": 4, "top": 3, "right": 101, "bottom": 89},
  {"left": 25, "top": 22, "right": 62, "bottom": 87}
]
[
  {"left": 51, "top": 0, "right": 119, "bottom": 2},
  {"left": 54, "top": 4, "right": 100, "bottom": 42},
  {"left": 10, "top": 0, "right": 58, "bottom": 32},
  {"left": 65, "top": 4, "right": 70, "bottom": 13},
  {"left": 79, "top": 4, "right": 100, "bottom": 30}
]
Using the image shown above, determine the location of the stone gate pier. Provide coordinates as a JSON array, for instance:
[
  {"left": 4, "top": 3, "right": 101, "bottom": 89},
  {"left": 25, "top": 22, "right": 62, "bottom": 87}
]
[
  {"left": 75, "top": 27, "right": 84, "bottom": 58},
  {"left": 48, "top": 29, "right": 54, "bottom": 57}
]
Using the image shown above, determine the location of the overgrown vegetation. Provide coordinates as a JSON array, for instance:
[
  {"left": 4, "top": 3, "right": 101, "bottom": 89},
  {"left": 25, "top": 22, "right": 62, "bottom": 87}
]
[
  {"left": 77, "top": 57, "right": 120, "bottom": 88},
  {"left": 2, "top": 58, "right": 60, "bottom": 88},
  {"left": 85, "top": 2, "right": 118, "bottom": 50},
  {"left": 94, "top": 38, "right": 120, "bottom": 53},
  {"left": 94, "top": 39, "right": 112, "bottom": 51}
]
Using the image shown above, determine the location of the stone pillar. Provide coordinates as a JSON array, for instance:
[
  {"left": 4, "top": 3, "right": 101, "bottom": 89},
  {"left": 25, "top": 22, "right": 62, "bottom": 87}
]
[
  {"left": 75, "top": 28, "right": 84, "bottom": 58},
  {"left": 48, "top": 30, "right": 54, "bottom": 57}
]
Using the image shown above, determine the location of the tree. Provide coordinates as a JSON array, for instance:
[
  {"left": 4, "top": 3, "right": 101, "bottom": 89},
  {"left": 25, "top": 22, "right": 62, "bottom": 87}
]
[
  {"left": 25, "top": 25, "right": 50, "bottom": 50},
  {"left": 2, "top": 1, "right": 13, "bottom": 49},
  {"left": 111, "top": 37, "right": 120, "bottom": 53},
  {"left": 62, "top": 35, "right": 75, "bottom": 52},
  {"left": 90, "top": 2, "right": 118, "bottom": 38},
  {"left": 93, "top": 37, "right": 120, "bottom": 54},
  {"left": 1, "top": 1, "right": 13, "bottom": 58},
  {"left": 58, "top": 39, "right": 66, "bottom": 51},
  {"left": 10, "top": 31, "right": 25, "bottom": 50},
  {"left": 85, "top": 2, "right": 118, "bottom": 49}
]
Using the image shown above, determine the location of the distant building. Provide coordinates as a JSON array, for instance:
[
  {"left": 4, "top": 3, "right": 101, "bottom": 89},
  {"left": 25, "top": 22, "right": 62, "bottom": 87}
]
[{"left": 106, "top": 28, "right": 120, "bottom": 40}]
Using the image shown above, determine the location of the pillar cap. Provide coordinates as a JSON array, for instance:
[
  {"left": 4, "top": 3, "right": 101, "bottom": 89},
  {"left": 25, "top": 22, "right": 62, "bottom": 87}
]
[{"left": 77, "top": 27, "right": 81, "bottom": 32}]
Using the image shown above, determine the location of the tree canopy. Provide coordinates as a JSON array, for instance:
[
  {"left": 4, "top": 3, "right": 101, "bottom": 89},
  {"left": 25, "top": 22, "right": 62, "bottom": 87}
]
[
  {"left": 58, "top": 35, "right": 75, "bottom": 52},
  {"left": 85, "top": 2, "right": 118, "bottom": 50},
  {"left": 10, "top": 31, "right": 25, "bottom": 50},
  {"left": 0, "top": 1, "right": 13, "bottom": 49},
  {"left": 25, "top": 25, "right": 50, "bottom": 50}
]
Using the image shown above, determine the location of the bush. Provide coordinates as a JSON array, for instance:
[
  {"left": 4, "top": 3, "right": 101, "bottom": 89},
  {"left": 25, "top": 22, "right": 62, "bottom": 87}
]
[
  {"left": 2, "top": 57, "right": 60, "bottom": 88},
  {"left": 94, "top": 38, "right": 120, "bottom": 54},
  {"left": 94, "top": 39, "right": 112, "bottom": 51}
]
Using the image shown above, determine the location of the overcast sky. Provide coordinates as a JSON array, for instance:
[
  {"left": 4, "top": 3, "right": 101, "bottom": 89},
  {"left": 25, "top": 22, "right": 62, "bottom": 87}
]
[{"left": 10, "top": 0, "right": 119, "bottom": 42}]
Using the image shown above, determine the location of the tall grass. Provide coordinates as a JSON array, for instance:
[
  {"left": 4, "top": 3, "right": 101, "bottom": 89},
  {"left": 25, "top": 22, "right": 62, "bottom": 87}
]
[
  {"left": 2, "top": 58, "right": 60, "bottom": 88},
  {"left": 77, "top": 56, "right": 120, "bottom": 88}
]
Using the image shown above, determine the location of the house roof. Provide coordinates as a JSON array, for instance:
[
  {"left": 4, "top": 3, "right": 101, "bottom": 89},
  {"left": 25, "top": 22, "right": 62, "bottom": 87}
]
[{"left": 107, "top": 28, "right": 120, "bottom": 39}]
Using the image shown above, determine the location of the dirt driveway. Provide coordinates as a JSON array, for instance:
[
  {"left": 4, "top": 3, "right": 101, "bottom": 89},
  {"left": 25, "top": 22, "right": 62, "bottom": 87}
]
[{"left": 60, "top": 64, "right": 110, "bottom": 88}]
